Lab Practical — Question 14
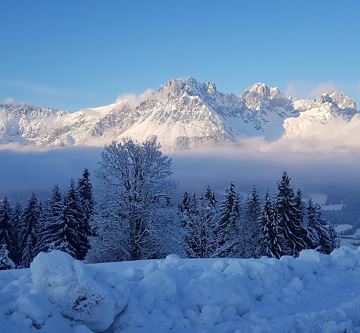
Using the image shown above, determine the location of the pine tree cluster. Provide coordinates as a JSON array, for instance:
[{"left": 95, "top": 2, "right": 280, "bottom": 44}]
[
  {"left": 0, "top": 169, "right": 94, "bottom": 269},
  {"left": 180, "top": 172, "right": 340, "bottom": 259}
]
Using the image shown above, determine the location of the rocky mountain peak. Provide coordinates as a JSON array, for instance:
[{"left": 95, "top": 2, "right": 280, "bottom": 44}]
[
  {"left": 316, "top": 91, "right": 357, "bottom": 111},
  {"left": 206, "top": 81, "right": 217, "bottom": 93},
  {"left": 161, "top": 77, "right": 204, "bottom": 97},
  {"left": 241, "top": 83, "right": 289, "bottom": 110}
]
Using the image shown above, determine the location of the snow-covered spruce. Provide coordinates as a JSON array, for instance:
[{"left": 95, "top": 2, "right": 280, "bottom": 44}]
[
  {"left": 76, "top": 169, "right": 95, "bottom": 260},
  {"left": 258, "top": 191, "right": 282, "bottom": 258},
  {"left": 181, "top": 187, "right": 217, "bottom": 258},
  {"left": 241, "top": 186, "right": 261, "bottom": 258},
  {"left": 34, "top": 171, "right": 94, "bottom": 261},
  {"left": 1, "top": 248, "right": 360, "bottom": 332},
  {"left": 0, "top": 197, "right": 16, "bottom": 269},
  {"left": 19, "top": 194, "right": 41, "bottom": 268},
  {"left": 275, "top": 172, "right": 308, "bottom": 257},
  {"left": 215, "top": 182, "right": 241, "bottom": 257}
]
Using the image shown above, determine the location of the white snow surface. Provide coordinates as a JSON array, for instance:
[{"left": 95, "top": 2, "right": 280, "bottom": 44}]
[
  {"left": 322, "top": 204, "right": 345, "bottom": 212},
  {"left": 335, "top": 224, "right": 353, "bottom": 233},
  {"left": 1, "top": 248, "right": 360, "bottom": 332},
  {"left": 309, "top": 193, "right": 327, "bottom": 206},
  {"left": 0, "top": 78, "right": 358, "bottom": 151}
]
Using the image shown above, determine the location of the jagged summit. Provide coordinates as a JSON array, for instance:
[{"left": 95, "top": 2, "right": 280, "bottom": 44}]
[
  {"left": 243, "top": 83, "right": 271, "bottom": 98},
  {"left": 242, "top": 83, "right": 290, "bottom": 111},
  {"left": 242, "top": 83, "right": 283, "bottom": 99},
  {"left": 161, "top": 77, "right": 202, "bottom": 95},
  {"left": 316, "top": 91, "right": 357, "bottom": 112},
  {"left": 160, "top": 77, "right": 219, "bottom": 100},
  {"left": 0, "top": 77, "right": 358, "bottom": 150}
]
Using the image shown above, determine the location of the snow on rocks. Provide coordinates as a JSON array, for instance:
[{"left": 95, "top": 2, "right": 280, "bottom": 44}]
[{"left": 1, "top": 248, "right": 360, "bottom": 332}]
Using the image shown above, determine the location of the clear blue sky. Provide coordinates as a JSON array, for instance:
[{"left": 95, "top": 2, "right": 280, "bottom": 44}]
[{"left": 0, "top": 0, "right": 359, "bottom": 111}]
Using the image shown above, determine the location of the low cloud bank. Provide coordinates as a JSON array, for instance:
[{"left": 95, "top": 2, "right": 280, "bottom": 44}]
[
  {"left": 0, "top": 147, "right": 101, "bottom": 198},
  {"left": 1, "top": 136, "right": 359, "bottom": 202},
  {"left": 172, "top": 137, "right": 360, "bottom": 195}
]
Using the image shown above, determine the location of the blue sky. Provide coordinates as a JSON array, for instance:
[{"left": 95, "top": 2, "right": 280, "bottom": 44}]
[{"left": 0, "top": 0, "right": 359, "bottom": 111}]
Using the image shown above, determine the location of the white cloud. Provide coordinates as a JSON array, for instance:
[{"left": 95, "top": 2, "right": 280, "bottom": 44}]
[
  {"left": 2, "top": 97, "right": 16, "bottom": 104},
  {"left": 356, "top": 82, "right": 360, "bottom": 95},
  {"left": 308, "top": 81, "right": 338, "bottom": 98},
  {"left": 284, "top": 80, "right": 338, "bottom": 99},
  {"left": 284, "top": 80, "right": 308, "bottom": 98},
  {"left": 116, "top": 89, "right": 154, "bottom": 106}
]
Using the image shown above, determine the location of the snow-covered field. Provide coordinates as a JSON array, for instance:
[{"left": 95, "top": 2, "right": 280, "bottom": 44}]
[
  {"left": 1, "top": 249, "right": 360, "bottom": 333},
  {"left": 335, "top": 224, "right": 353, "bottom": 234}
]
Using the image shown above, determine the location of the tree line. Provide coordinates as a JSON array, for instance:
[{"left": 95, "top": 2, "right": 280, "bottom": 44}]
[
  {"left": 180, "top": 173, "right": 339, "bottom": 260},
  {"left": 90, "top": 138, "right": 339, "bottom": 263},
  {"left": 0, "top": 170, "right": 94, "bottom": 269},
  {"left": 0, "top": 138, "right": 340, "bottom": 269}
]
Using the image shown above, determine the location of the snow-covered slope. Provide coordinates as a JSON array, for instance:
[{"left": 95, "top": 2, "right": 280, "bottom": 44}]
[
  {"left": 0, "top": 78, "right": 358, "bottom": 151},
  {"left": 1, "top": 248, "right": 360, "bottom": 333}
]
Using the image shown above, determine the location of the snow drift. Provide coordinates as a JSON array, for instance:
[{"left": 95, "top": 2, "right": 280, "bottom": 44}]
[{"left": 1, "top": 248, "right": 360, "bottom": 332}]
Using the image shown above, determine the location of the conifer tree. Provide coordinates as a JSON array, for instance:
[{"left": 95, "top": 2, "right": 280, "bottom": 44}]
[
  {"left": 183, "top": 188, "right": 218, "bottom": 258},
  {"left": 0, "top": 243, "right": 15, "bottom": 270},
  {"left": 204, "top": 185, "right": 217, "bottom": 207},
  {"left": 10, "top": 203, "right": 22, "bottom": 266},
  {"left": 275, "top": 172, "right": 307, "bottom": 256},
  {"left": 243, "top": 186, "right": 261, "bottom": 257},
  {"left": 306, "top": 199, "right": 338, "bottom": 254},
  {"left": 258, "top": 192, "right": 282, "bottom": 258},
  {"left": 215, "top": 182, "right": 240, "bottom": 257},
  {"left": 35, "top": 201, "right": 47, "bottom": 251},
  {"left": 245, "top": 186, "right": 261, "bottom": 224},
  {"left": 61, "top": 180, "right": 82, "bottom": 259},
  {"left": 77, "top": 169, "right": 94, "bottom": 259},
  {"left": 179, "top": 191, "right": 191, "bottom": 228},
  {"left": 35, "top": 185, "right": 64, "bottom": 253},
  {"left": 203, "top": 186, "right": 217, "bottom": 255},
  {"left": 0, "top": 197, "right": 15, "bottom": 268},
  {"left": 19, "top": 193, "right": 40, "bottom": 267},
  {"left": 329, "top": 224, "right": 341, "bottom": 250},
  {"left": 184, "top": 193, "right": 204, "bottom": 258},
  {"left": 294, "top": 189, "right": 306, "bottom": 227}
]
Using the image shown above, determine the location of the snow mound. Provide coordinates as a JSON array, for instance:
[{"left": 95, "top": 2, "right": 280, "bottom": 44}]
[
  {"left": 112, "top": 248, "right": 360, "bottom": 332},
  {"left": 30, "top": 251, "right": 128, "bottom": 331},
  {"left": 1, "top": 248, "right": 360, "bottom": 332}
]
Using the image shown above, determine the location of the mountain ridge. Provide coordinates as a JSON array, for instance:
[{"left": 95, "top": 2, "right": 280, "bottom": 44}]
[{"left": 0, "top": 77, "right": 358, "bottom": 151}]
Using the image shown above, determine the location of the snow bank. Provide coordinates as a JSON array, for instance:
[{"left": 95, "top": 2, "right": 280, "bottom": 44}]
[
  {"left": 30, "top": 251, "right": 128, "bottom": 331},
  {"left": 335, "top": 223, "right": 353, "bottom": 233},
  {"left": 0, "top": 251, "right": 128, "bottom": 333},
  {"left": 322, "top": 203, "right": 345, "bottom": 211},
  {"left": 1, "top": 248, "right": 360, "bottom": 332}
]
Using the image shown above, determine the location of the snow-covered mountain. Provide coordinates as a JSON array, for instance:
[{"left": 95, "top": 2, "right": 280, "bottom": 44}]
[
  {"left": 0, "top": 78, "right": 358, "bottom": 150},
  {"left": 284, "top": 91, "right": 358, "bottom": 139}
]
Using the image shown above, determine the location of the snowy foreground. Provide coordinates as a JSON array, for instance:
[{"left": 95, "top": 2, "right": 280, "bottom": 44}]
[{"left": 1, "top": 249, "right": 360, "bottom": 333}]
